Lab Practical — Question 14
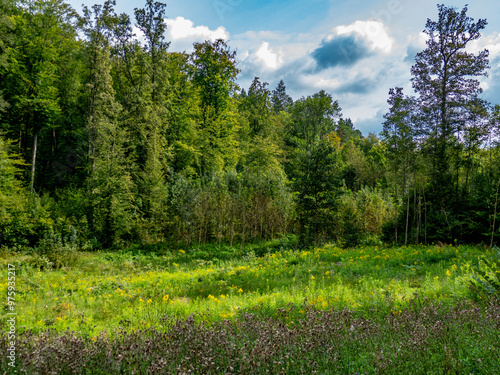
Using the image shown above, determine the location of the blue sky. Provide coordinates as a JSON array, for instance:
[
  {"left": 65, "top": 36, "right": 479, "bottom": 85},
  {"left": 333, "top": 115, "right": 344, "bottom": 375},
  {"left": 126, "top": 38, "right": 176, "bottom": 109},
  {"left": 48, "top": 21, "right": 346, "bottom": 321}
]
[{"left": 68, "top": 0, "right": 500, "bottom": 134}]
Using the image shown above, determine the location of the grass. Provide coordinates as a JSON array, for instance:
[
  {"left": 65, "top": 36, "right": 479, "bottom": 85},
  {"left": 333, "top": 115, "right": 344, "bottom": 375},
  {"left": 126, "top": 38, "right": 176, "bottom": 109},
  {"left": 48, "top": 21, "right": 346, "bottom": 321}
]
[
  {"left": 0, "top": 243, "right": 495, "bottom": 336},
  {"left": 0, "top": 242, "right": 499, "bottom": 374}
]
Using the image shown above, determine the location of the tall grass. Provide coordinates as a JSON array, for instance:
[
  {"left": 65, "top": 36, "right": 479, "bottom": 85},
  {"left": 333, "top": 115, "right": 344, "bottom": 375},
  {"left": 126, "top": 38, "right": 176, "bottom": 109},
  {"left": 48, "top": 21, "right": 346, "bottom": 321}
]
[{"left": 0, "top": 243, "right": 495, "bottom": 337}]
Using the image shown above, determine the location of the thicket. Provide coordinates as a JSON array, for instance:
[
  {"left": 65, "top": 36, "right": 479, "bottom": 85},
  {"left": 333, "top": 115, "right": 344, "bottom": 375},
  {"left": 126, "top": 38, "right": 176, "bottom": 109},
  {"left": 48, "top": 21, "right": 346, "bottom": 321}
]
[{"left": 0, "top": 1, "right": 499, "bottom": 250}]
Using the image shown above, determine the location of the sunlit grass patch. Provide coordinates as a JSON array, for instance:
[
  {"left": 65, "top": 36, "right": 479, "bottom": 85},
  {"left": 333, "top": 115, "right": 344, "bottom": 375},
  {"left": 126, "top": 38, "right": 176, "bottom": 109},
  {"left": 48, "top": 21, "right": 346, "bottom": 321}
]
[{"left": 0, "top": 244, "right": 495, "bottom": 336}]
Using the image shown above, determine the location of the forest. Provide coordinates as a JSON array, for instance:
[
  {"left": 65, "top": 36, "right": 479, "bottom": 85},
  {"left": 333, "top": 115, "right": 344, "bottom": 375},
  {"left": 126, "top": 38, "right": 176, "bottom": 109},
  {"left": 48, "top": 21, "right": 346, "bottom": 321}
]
[
  {"left": 1, "top": 0, "right": 500, "bottom": 252},
  {"left": 1, "top": 2, "right": 500, "bottom": 374}
]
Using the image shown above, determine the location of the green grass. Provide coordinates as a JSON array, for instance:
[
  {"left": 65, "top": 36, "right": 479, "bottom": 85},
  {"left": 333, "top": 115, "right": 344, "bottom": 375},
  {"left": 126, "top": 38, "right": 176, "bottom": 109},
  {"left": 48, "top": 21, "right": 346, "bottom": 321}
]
[{"left": 0, "top": 243, "right": 494, "bottom": 337}]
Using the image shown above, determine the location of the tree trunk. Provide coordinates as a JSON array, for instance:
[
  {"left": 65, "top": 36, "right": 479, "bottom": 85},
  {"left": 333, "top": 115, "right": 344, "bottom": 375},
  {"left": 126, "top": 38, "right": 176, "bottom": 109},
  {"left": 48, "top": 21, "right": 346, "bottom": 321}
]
[
  {"left": 490, "top": 177, "right": 500, "bottom": 248},
  {"left": 405, "top": 188, "right": 410, "bottom": 245},
  {"left": 30, "top": 130, "right": 38, "bottom": 193}
]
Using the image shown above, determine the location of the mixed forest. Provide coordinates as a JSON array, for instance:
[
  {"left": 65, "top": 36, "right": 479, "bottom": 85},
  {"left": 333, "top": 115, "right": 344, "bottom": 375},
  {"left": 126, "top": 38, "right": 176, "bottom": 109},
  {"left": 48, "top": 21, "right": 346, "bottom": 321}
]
[
  {"left": 1, "top": 2, "right": 500, "bottom": 373},
  {"left": 1, "top": 0, "right": 500, "bottom": 252}
]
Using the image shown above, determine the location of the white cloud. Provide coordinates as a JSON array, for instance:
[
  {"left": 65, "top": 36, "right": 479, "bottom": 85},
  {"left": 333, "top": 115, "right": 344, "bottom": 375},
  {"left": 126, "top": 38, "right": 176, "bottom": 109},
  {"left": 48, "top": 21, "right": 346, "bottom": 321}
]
[
  {"left": 468, "top": 32, "right": 500, "bottom": 58},
  {"left": 164, "top": 17, "right": 229, "bottom": 52},
  {"left": 255, "top": 42, "right": 283, "bottom": 70},
  {"left": 334, "top": 20, "right": 394, "bottom": 53},
  {"left": 407, "top": 32, "right": 428, "bottom": 49}
]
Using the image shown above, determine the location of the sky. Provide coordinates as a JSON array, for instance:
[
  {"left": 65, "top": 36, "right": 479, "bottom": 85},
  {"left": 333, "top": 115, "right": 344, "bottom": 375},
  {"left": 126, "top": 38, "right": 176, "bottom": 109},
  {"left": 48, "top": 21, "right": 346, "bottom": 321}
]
[{"left": 68, "top": 0, "right": 500, "bottom": 135}]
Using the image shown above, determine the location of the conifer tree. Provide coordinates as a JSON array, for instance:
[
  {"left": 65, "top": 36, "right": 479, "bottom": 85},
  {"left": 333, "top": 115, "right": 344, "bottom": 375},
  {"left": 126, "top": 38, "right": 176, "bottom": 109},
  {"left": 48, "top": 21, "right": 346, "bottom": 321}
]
[
  {"left": 411, "top": 4, "right": 489, "bottom": 198},
  {"left": 271, "top": 79, "right": 293, "bottom": 113},
  {"left": 82, "top": 0, "right": 135, "bottom": 246}
]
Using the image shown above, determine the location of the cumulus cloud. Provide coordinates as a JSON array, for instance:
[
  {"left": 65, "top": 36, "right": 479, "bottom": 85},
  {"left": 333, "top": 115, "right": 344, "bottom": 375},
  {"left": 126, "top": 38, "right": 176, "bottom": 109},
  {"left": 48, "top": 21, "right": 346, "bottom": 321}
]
[
  {"left": 255, "top": 42, "right": 283, "bottom": 70},
  {"left": 404, "top": 32, "right": 428, "bottom": 63},
  {"left": 335, "top": 20, "right": 394, "bottom": 53},
  {"left": 311, "top": 20, "right": 394, "bottom": 71},
  {"left": 164, "top": 16, "right": 229, "bottom": 52},
  {"left": 312, "top": 35, "right": 371, "bottom": 70},
  {"left": 468, "top": 32, "right": 500, "bottom": 57}
]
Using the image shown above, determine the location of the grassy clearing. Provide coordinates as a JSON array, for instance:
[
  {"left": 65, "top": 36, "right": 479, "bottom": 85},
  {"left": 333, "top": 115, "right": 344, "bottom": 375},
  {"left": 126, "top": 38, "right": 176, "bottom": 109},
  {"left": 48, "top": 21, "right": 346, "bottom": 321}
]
[
  {"left": 0, "top": 243, "right": 495, "bottom": 337},
  {"left": 1, "top": 243, "right": 499, "bottom": 374},
  {"left": 2, "top": 299, "right": 500, "bottom": 374}
]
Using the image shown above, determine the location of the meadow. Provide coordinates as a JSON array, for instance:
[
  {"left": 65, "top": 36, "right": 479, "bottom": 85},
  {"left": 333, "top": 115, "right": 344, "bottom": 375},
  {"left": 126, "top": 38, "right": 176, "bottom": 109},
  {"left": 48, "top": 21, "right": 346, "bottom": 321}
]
[{"left": 1, "top": 242, "right": 499, "bottom": 374}]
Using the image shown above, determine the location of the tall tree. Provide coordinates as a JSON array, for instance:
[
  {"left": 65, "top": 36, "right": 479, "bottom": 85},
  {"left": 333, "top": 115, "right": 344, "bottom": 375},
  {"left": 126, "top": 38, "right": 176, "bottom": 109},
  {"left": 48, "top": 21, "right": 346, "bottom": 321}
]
[
  {"left": 1, "top": 0, "right": 79, "bottom": 192},
  {"left": 134, "top": 0, "right": 169, "bottom": 103},
  {"left": 191, "top": 39, "right": 239, "bottom": 174},
  {"left": 411, "top": 4, "right": 489, "bottom": 200},
  {"left": 81, "top": 0, "right": 135, "bottom": 246},
  {"left": 246, "top": 77, "right": 271, "bottom": 136},
  {"left": 128, "top": 0, "right": 170, "bottom": 232},
  {"left": 286, "top": 91, "right": 343, "bottom": 245},
  {"left": 287, "top": 90, "right": 341, "bottom": 151}
]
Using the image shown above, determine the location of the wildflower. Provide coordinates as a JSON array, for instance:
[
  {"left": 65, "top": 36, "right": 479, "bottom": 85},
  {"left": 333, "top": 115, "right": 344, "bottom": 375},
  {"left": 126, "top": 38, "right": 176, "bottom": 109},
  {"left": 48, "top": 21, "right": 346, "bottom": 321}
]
[
  {"left": 139, "top": 298, "right": 144, "bottom": 302},
  {"left": 238, "top": 288, "right": 243, "bottom": 293},
  {"left": 311, "top": 276, "right": 315, "bottom": 280},
  {"left": 147, "top": 299, "right": 152, "bottom": 304},
  {"left": 162, "top": 295, "right": 169, "bottom": 302},
  {"left": 446, "top": 269, "right": 451, "bottom": 277}
]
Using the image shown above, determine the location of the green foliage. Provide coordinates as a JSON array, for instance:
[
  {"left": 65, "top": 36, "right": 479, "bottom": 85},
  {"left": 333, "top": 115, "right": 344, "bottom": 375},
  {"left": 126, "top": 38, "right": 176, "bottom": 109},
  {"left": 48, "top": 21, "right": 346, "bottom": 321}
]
[
  {"left": 336, "top": 187, "right": 394, "bottom": 247},
  {"left": 286, "top": 91, "right": 343, "bottom": 245},
  {"left": 467, "top": 248, "right": 500, "bottom": 301},
  {"left": 31, "top": 228, "right": 80, "bottom": 269},
  {"left": 335, "top": 118, "right": 361, "bottom": 144},
  {"left": 0, "top": 136, "right": 53, "bottom": 246},
  {"left": 166, "top": 169, "right": 294, "bottom": 248},
  {"left": 271, "top": 79, "right": 293, "bottom": 113},
  {"left": 1, "top": 1, "right": 499, "bottom": 251},
  {"left": 191, "top": 39, "right": 240, "bottom": 175},
  {"left": 411, "top": 4, "right": 489, "bottom": 197},
  {"left": 0, "top": 0, "right": 80, "bottom": 191}
]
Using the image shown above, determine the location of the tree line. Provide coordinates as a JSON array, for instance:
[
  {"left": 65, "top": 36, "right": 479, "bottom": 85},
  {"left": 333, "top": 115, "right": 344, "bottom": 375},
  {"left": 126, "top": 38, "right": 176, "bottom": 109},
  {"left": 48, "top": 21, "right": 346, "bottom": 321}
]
[{"left": 0, "top": 0, "right": 499, "bottom": 250}]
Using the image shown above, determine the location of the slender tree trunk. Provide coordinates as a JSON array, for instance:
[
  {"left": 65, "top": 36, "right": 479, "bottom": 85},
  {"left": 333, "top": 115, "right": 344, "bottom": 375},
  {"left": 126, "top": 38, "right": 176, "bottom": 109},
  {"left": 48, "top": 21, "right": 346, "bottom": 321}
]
[
  {"left": 424, "top": 193, "right": 427, "bottom": 245},
  {"left": 314, "top": 192, "right": 318, "bottom": 246},
  {"left": 405, "top": 153, "right": 410, "bottom": 245},
  {"left": 30, "top": 130, "right": 38, "bottom": 193},
  {"left": 405, "top": 187, "right": 410, "bottom": 245},
  {"left": 490, "top": 177, "right": 500, "bottom": 248},
  {"left": 394, "top": 164, "right": 398, "bottom": 244},
  {"left": 417, "top": 195, "right": 421, "bottom": 244}
]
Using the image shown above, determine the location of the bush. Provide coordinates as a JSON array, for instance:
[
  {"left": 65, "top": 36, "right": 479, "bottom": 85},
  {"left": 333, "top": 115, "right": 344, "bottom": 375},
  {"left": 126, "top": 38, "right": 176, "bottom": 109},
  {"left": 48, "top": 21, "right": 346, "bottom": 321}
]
[
  {"left": 31, "top": 228, "right": 80, "bottom": 269},
  {"left": 467, "top": 248, "right": 500, "bottom": 301}
]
